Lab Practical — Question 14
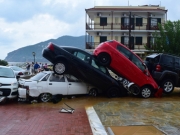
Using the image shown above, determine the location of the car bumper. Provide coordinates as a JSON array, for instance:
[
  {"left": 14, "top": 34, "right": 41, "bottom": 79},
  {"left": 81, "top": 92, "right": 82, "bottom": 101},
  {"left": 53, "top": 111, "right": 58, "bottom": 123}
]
[
  {"left": 42, "top": 48, "right": 55, "bottom": 63},
  {"left": 152, "top": 71, "right": 162, "bottom": 82},
  {"left": 18, "top": 88, "right": 27, "bottom": 99}
]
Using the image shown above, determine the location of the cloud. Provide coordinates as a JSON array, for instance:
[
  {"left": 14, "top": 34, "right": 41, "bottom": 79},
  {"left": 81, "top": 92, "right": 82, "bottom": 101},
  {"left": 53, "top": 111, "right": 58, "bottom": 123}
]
[{"left": 0, "top": 0, "right": 180, "bottom": 60}]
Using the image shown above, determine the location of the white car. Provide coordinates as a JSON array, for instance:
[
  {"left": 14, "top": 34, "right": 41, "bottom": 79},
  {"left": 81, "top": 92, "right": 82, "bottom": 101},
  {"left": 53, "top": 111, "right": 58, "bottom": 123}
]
[
  {"left": 18, "top": 71, "right": 99, "bottom": 102},
  {"left": 0, "top": 66, "right": 19, "bottom": 103}
]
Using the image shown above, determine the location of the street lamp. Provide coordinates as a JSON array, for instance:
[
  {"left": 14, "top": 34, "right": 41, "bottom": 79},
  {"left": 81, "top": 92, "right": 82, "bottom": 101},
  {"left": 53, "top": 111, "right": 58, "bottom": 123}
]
[{"left": 32, "top": 52, "right": 36, "bottom": 63}]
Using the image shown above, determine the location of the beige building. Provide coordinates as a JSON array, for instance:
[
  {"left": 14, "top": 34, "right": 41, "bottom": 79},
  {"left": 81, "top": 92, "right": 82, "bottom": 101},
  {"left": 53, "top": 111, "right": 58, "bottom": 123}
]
[{"left": 85, "top": 5, "right": 167, "bottom": 56}]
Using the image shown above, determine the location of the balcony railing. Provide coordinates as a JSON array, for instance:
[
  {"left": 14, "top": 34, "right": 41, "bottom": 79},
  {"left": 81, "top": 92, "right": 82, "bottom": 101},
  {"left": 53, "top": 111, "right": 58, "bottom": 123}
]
[
  {"left": 86, "top": 42, "right": 154, "bottom": 50},
  {"left": 86, "top": 22, "right": 164, "bottom": 30}
]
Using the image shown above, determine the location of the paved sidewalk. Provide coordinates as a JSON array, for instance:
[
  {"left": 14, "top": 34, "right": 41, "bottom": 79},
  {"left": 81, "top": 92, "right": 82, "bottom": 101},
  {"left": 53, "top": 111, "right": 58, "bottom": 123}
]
[{"left": 0, "top": 99, "right": 93, "bottom": 135}]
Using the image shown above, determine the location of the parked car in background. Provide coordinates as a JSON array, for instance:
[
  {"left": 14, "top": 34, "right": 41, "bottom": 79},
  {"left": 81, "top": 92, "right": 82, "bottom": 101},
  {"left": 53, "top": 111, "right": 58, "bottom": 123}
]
[
  {"left": 93, "top": 40, "right": 159, "bottom": 98},
  {"left": 9, "top": 66, "right": 30, "bottom": 79},
  {"left": 42, "top": 42, "right": 127, "bottom": 98},
  {"left": 18, "top": 71, "right": 100, "bottom": 102},
  {"left": 0, "top": 66, "right": 18, "bottom": 103},
  {"left": 145, "top": 53, "right": 180, "bottom": 94}
]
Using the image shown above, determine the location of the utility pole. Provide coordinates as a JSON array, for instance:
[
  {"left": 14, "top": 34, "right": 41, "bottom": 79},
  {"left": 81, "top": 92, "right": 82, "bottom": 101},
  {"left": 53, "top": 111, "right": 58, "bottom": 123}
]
[{"left": 128, "top": 11, "right": 131, "bottom": 49}]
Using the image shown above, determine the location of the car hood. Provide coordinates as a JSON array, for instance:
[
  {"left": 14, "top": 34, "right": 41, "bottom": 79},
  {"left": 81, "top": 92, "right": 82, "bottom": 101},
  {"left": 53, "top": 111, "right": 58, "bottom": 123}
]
[
  {"left": 19, "top": 79, "right": 36, "bottom": 86},
  {"left": 0, "top": 78, "right": 17, "bottom": 83}
]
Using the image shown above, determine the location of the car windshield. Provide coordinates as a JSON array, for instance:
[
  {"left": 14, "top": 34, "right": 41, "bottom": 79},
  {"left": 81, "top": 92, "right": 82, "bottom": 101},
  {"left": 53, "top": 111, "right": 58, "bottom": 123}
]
[
  {"left": 10, "top": 66, "right": 24, "bottom": 71},
  {"left": 0, "top": 67, "right": 15, "bottom": 78},
  {"left": 91, "top": 58, "right": 108, "bottom": 74},
  {"left": 30, "top": 72, "right": 48, "bottom": 81}
]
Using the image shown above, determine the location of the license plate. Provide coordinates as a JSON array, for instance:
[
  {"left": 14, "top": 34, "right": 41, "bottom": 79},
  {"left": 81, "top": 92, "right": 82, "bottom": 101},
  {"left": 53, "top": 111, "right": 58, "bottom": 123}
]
[{"left": 0, "top": 91, "right": 3, "bottom": 95}]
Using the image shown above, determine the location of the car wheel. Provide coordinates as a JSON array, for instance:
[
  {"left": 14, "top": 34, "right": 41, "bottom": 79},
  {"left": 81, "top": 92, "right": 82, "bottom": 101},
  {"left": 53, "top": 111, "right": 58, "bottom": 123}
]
[
  {"left": 161, "top": 79, "right": 174, "bottom": 94},
  {"left": 53, "top": 61, "right": 67, "bottom": 75},
  {"left": 97, "top": 52, "right": 111, "bottom": 66},
  {"left": 140, "top": 86, "right": 152, "bottom": 98},
  {"left": 89, "top": 88, "right": 98, "bottom": 97},
  {"left": 106, "top": 87, "right": 119, "bottom": 98},
  {"left": 39, "top": 93, "right": 52, "bottom": 102}
]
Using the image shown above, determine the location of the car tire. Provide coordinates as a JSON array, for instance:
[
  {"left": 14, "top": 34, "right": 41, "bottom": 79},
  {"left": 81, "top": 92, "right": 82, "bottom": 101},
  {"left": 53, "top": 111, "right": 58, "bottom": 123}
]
[
  {"left": 39, "top": 93, "right": 52, "bottom": 102},
  {"left": 97, "top": 52, "right": 111, "bottom": 66},
  {"left": 53, "top": 61, "right": 67, "bottom": 75},
  {"left": 89, "top": 88, "right": 98, "bottom": 97},
  {"left": 106, "top": 87, "right": 119, "bottom": 98},
  {"left": 161, "top": 79, "right": 174, "bottom": 94},
  {"left": 140, "top": 86, "right": 152, "bottom": 98}
]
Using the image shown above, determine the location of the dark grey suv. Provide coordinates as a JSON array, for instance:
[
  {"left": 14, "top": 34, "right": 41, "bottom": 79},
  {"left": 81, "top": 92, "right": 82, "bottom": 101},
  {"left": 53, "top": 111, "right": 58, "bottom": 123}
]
[{"left": 145, "top": 53, "right": 180, "bottom": 94}]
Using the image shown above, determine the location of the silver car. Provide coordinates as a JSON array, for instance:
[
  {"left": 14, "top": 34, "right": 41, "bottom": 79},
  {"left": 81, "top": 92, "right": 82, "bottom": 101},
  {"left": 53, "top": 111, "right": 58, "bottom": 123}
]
[{"left": 9, "top": 66, "right": 30, "bottom": 79}]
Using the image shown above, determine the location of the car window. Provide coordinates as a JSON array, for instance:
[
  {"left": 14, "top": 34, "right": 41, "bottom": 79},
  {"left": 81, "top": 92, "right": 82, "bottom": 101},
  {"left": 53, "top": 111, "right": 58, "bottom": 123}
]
[
  {"left": 73, "top": 51, "right": 90, "bottom": 63},
  {"left": 49, "top": 74, "right": 65, "bottom": 82},
  {"left": 41, "top": 74, "right": 50, "bottom": 81},
  {"left": 117, "top": 45, "right": 132, "bottom": 59},
  {"left": 175, "top": 57, "right": 180, "bottom": 68},
  {"left": 131, "top": 55, "right": 145, "bottom": 71},
  {"left": 0, "top": 67, "right": 15, "bottom": 78},
  {"left": 91, "top": 58, "right": 107, "bottom": 74},
  {"left": 10, "top": 66, "right": 23, "bottom": 71},
  {"left": 30, "top": 72, "right": 48, "bottom": 81},
  {"left": 161, "top": 55, "right": 173, "bottom": 66},
  {"left": 65, "top": 74, "right": 81, "bottom": 82}
]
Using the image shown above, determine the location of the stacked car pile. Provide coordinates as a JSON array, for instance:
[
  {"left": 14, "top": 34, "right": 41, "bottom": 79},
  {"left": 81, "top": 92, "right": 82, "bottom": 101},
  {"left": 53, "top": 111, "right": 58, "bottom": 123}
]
[{"left": 42, "top": 40, "right": 161, "bottom": 99}]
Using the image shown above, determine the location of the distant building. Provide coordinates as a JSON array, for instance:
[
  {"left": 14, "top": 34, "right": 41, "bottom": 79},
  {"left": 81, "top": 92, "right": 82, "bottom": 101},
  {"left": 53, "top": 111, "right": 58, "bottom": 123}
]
[{"left": 85, "top": 5, "right": 167, "bottom": 57}]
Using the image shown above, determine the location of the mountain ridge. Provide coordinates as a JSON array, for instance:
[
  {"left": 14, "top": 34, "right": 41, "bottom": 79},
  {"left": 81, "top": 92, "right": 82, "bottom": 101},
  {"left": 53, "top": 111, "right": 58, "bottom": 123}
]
[{"left": 5, "top": 35, "right": 88, "bottom": 62}]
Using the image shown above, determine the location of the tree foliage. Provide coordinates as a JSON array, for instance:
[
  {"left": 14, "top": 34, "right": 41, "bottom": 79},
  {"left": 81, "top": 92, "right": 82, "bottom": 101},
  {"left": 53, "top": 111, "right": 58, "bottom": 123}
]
[
  {"left": 150, "top": 20, "right": 180, "bottom": 56},
  {"left": 0, "top": 60, "right": 8, "bottom": 66}
]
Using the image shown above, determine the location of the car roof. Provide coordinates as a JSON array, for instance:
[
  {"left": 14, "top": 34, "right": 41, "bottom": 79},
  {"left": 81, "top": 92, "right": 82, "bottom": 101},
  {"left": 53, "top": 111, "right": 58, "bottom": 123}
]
[
  {"left": 146, "top": 53, "right": 160, "bottom": 58},
  {"left": 61, "top": 46, "right": 92, "bottom": 54},
  {"left": 0, "top": 66, "right": 11, "bottom": 69}
]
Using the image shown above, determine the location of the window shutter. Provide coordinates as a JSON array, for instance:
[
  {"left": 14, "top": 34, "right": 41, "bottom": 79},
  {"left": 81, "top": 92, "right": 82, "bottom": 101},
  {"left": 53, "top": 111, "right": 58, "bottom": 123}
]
[{"left": 121, "top": 36, "right": 124, "bottom": 44}]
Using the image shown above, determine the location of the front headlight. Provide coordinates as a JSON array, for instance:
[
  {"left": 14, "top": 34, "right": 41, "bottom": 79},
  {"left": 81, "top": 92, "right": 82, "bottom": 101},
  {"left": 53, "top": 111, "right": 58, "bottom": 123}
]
[{"left": 11, "top": 82, "right": 18, "bottom": 86}]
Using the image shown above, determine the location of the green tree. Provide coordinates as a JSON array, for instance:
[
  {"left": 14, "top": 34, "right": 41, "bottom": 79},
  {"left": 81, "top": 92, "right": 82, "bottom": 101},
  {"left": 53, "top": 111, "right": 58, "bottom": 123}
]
[
  {"left": 0, "top": 60, "right": 8, "bottom": 66},
  {"left": 148, "top": 20, "right": 180, "bottom": 56}
]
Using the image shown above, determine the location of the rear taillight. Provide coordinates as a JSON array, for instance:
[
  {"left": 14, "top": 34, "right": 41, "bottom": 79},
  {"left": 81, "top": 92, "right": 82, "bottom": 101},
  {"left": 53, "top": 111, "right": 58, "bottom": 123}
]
[
  {"left": 48, "top": 43, "right": 54, "bottom": 51},
  {"left": 18, "top": 72, "right": 23, "bottom": 75},
  {"left": 156, "top": 64, "right": 161, "bottom": 71}
]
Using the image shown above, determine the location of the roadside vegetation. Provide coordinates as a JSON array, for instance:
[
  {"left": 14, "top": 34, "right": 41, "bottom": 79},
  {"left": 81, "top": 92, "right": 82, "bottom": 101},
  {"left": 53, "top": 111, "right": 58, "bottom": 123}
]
[
  {"left": 146, "top": 20, "right": 180, "bottom": 56},
  {"left": 0, "top": 60, "right": 8, "bottom": 66}
]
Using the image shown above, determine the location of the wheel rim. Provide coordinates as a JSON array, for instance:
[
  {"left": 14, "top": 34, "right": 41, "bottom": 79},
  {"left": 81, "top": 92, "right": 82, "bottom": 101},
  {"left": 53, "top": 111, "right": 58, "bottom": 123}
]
[
  {"left": 89, "top": 89, "right": 97, "bottom": 97},
  {"left": 164, "top": 82, "right": 173, "bottom": 92},
  {"left": 55, "top": 63, "right": 65, "bottom": 74},
  {"left": 41, "top": 93, "right": 51, "bottom": 102},
  {"left": 141, "top": 88, "right": 151, "bottom": 98},
  {"left": 100, "top": 55, "right": 109, "bottom": 64}
]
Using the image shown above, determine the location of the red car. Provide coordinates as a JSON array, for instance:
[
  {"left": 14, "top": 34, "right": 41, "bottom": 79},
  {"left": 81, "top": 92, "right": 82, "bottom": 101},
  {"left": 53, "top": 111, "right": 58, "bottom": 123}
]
[{"left": 93, "top": 40, "right": 160, "bottom": 98}]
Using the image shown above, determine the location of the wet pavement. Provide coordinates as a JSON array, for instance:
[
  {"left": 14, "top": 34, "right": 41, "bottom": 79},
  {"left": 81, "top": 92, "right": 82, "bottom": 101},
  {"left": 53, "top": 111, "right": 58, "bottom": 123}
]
[{"left": 1, "top": 88, "right": 180, "bottom": 135}]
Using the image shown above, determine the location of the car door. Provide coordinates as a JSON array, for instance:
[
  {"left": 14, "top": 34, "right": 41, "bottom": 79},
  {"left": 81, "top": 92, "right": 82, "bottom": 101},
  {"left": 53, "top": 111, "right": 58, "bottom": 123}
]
[
  {"left": 36, "top": 74, "right": 50, "bottom": 96},
  {"left": 65, "top": 74, "right": 88, "bottom": 95},
  {"left": 47, "top": 74, "right": 68, "bottom": 95}
]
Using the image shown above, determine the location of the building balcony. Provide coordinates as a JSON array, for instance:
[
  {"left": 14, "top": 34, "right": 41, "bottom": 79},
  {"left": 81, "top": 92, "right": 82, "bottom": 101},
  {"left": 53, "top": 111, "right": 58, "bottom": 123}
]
[
  {"left": 86, "top": 22, "right": 163, "bottom": 31},
  {"left": 86, "top": 41, "right": 154, "bottom": 50}
]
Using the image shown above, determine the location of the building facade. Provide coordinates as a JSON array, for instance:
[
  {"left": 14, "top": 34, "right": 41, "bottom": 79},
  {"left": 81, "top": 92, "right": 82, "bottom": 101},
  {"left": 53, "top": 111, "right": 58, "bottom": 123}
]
[{"left": 85, "top": 5, "right": 167, "bottom": 55}]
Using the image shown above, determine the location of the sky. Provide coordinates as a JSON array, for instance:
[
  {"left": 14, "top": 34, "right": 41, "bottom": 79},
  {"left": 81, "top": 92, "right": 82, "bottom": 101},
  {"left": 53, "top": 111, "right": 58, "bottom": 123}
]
[{"left": 0, "top": 0, "right": 179, "bottom": 60}]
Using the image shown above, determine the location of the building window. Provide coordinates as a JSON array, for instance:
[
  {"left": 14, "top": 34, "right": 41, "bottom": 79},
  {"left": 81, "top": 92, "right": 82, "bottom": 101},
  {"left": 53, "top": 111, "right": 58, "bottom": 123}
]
[
  {"left": 151, "top": 18, "right": 161, "bottom": 26},
  {"left": 100, "top": 17, "right": 107, "bottom": 26},
  {"left": 100, "top": 36, "right": 107, "bottom": 43},
  {"left": 124, "top": 17, "right": 129, "bottom": 27},
  {"left": 124, "top": 37, "right": 129, "bottom": 45},
  {"left": 135, "top": 37, "right": 142, "bottom": 45},
  {"left": 136, "top": 18, "right": 142, "bottom": 26}
]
